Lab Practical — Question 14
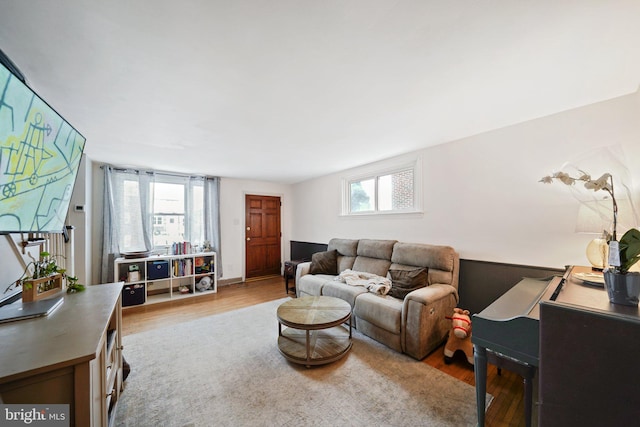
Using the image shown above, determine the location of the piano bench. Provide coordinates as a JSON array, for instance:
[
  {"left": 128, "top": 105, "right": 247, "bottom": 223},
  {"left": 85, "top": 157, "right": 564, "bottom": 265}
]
[
  {"left": 487, "top": 350, "right": 537, "bottom": 427},
  {"left": 488, "top": 350, "right": 535, "bottom": 376}
]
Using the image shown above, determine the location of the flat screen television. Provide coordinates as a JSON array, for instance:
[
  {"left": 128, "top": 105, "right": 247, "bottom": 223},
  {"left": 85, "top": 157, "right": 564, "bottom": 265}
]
[{"left": 0, "top": 60, "right": 86, "bottom": 233}]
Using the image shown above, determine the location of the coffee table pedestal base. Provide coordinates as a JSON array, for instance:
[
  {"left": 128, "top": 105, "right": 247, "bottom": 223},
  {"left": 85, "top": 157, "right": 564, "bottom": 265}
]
[{"left": 278, "top": 326, "right": 352, "bottom": 367}]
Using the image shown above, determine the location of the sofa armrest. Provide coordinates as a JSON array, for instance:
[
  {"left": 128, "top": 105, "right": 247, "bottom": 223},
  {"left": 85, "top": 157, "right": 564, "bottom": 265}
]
[
  {"left": 404, "top": 284, "right": 458, "bottom": 306},
  {"left": 402, "top": 284, "right": 459, "bottom": 360},
  {"left": 295, "top": 261, "right": 312, "bottom": 283}
]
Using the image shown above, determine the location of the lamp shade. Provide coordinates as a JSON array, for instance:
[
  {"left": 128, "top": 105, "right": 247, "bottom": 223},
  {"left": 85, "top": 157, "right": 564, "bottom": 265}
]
[
  {"left": 575, "top": 201, "right": 610, "bottom": 234},
  {"left": 575, "top": 201, "right": 610, "bottom": 270}
]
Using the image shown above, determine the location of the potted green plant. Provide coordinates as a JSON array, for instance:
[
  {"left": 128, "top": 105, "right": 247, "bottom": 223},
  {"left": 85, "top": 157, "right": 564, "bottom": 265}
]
[
  {"left": 605, "top": 228, "right": 640, "bottom": 305},
  {"left": 65, "top": 274, "right": 85, "bottom": 294},
  {"left": 16, "top": 251, "right": 85, "bottom": 301},
  {"left": 540, "top": 170, "right": 640, "bottom": 305}
]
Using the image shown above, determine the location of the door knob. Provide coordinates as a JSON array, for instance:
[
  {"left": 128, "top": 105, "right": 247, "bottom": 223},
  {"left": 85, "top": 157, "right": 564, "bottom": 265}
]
[{"left": 247, "top": 237, "right": 251, "bottom": 241}]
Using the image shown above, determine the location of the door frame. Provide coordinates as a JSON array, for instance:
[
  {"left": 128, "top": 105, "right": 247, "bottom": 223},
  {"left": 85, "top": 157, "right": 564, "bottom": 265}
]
[{"left": 243, "top": 191, "right": 285, "bottom": 281}]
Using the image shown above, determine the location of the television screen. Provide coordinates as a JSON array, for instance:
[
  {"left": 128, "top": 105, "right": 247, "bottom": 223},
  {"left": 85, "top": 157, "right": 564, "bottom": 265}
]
[{"left": 0, "top": 60, "right": 85, "bottom": 233}]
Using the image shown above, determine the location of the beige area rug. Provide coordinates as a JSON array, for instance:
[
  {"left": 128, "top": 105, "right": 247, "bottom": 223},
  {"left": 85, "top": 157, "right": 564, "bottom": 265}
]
[{"left": 115, "top": 298, "right": 490, "bottom": 426}]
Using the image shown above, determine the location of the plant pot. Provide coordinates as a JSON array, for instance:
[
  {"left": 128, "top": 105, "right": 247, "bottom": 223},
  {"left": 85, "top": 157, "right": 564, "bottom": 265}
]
[
  {"left": 22, "top": 273, "right": 63, "bottom": 302},
  {"left": 603, "top": 270, "right": 640, "bottom": 306}
]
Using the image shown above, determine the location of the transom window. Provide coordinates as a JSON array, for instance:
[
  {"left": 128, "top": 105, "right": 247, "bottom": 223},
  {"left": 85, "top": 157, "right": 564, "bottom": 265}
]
[{"left": 343, "top": 158, "right": 422, "bottom": 215}]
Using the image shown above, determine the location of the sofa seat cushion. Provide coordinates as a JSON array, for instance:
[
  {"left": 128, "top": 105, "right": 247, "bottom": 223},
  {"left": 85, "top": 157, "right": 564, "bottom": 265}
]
[
  {"left": 297, "top": 274, "right": 336, "bottom": 296},
  {"left": 321, "top": 279, "right": 369, "bottom": 307},
  {"left": 354, "top": 293, "right": 403, "bottom": 334}
]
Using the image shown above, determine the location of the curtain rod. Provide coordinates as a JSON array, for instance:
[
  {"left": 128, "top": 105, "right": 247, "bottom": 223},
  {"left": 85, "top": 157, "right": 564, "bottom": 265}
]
[{"left": 99, "top": 164, "right": 219, "bottom": 180}]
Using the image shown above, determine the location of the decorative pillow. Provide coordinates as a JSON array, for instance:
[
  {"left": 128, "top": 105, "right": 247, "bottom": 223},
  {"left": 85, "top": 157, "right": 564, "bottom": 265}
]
[
  {"left": 309, "top": 250, "right": 338, "bottom": 275},
  {"left": 388, "top": 268, "right": 429, "bottom": 299}
]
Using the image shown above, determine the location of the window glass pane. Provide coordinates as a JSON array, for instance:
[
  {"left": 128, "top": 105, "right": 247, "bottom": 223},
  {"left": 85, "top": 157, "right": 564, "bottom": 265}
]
[
  {"left": 152, "top": 182, "right": 185, "bottom": 247},
  {"left": 350, "top": 178, "right": 375, "bottom": 212},
  {"left": 153, "top": 214, "right": 185, "bottom": 246},
  {"left": 154, "top": 183, "right": 185, "bottom": 214},
  {"left": 378, "top": 169, "right": 414, "bottom": 211}
]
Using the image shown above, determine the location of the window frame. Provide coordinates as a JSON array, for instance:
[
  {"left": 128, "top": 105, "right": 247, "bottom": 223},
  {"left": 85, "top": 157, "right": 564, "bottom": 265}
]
[
  {"left": 114, "top": 173, "right": 206, "bottom": 253},
  {"left": 341, "top": 156, "right": 423, "bottom": 216}
]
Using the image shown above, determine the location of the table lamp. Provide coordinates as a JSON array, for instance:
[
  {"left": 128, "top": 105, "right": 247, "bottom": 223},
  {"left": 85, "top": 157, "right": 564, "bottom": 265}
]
[{"left": 575, "top": 202, "right": 610, "bottom": 270}]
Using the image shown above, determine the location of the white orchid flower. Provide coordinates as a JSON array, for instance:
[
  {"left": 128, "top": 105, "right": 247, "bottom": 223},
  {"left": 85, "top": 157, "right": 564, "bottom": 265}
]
[
  {"left": 552, "top": 171, "right": 575, "bottom": 185},
  {"left": 540, "top": 169, "right": 618, "bottom": 240},
  {"left": 584, "top": 173, "right": 612, "bottom": 192},
  {"left": 539, "top": 176, "right": 553, "bottom": 184}
]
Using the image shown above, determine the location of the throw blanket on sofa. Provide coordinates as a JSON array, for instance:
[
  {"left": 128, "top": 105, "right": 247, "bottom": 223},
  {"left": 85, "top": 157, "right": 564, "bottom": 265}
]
[{"left": 335, "top": 269, "right": 392, "bottom": 295}]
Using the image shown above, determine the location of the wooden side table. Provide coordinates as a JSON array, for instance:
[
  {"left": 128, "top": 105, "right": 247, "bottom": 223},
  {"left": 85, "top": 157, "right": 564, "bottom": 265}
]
[{"left": 284, "top": 260, "right": 305, "bottom": 294}]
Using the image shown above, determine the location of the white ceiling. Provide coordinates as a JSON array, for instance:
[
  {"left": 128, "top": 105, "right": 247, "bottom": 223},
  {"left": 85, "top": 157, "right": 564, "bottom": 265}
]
[{"left": 1, "top": 1, "right": 639, "bottom": 184}]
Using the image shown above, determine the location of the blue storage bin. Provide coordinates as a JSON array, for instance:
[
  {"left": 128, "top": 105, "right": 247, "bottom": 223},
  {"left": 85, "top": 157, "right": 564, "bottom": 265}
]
[{"left": 147, "top": 260, "right": 170, "bottom": 280}]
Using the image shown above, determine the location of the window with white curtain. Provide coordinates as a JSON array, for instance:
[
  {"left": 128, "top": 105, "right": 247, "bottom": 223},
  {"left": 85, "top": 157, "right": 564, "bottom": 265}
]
[
  {"left": 101, "top": 166, "right": 222, "bottom": 283},
  {"left": 114, "top": 175, "right": 206, "bottom": 253}
]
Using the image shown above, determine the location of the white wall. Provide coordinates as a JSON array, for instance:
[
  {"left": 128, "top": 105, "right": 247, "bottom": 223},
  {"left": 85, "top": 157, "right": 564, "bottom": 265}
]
[
  {"left": 89, "top": 166, "right": 292, "bottom": 284},
  {"left": 292, "top": 90, "right": 640, "bottom": 269},
  {"left": 7, "top": 94, "right": 632, "bottom": 291},
  {"left": 219, "top": 178, "right": 292, "bottom": 281},
  {"left": 67, "top": 154, "right": 92, "bottom": 284}
]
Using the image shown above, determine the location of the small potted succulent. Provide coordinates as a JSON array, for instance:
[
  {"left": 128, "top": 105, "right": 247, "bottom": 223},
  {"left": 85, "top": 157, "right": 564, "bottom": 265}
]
[{"left": 540, "top": 171, "right": 640, "bottom": 305}]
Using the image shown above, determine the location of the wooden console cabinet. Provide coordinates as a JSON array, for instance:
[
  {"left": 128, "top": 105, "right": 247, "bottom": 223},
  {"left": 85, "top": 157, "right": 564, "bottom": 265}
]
[
  {"left": 0, "top": 283, "right": 123, "bottom": 426},
  {"left": 539, "top": 267, "right": 640, "bottom": 426}
]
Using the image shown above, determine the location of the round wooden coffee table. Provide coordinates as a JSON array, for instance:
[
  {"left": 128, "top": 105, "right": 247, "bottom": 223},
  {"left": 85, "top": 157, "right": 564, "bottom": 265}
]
[{"left": 277, "top": 296, "right": 352, "bottom": 367}]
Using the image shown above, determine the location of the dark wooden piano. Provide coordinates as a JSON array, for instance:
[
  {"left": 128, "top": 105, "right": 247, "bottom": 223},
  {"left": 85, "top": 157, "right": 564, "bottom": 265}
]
[{"left": 472, "top": 266, "right": 640, "bottom": 426}]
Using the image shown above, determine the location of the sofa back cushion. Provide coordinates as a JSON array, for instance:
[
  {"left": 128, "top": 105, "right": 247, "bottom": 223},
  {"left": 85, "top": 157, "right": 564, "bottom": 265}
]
[
  {"left": 357, "top": 239, "right": 397, "bottom": 259},
  {"left": 352, "top": 257, "right": 392, "bottom": 277},
  {"left": 390, "top": 242, "right": 459, "bottom": 289},
  {"left": 328, "top": 238, "right": 358, "bottom": 273},
  {"left": 350, "top": 239, "right": 396, "bottom": 277}
]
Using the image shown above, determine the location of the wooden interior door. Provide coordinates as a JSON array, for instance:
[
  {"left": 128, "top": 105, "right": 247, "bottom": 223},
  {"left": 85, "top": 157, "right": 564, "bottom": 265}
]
[{"left": 245, "top": 194, "right": 281, "bottom": 279}]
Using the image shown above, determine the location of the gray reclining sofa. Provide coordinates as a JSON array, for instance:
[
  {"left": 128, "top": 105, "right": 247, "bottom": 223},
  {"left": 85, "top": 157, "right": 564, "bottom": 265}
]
[{"left": 296, "top": 238, "right": 460, "bottom": 360}]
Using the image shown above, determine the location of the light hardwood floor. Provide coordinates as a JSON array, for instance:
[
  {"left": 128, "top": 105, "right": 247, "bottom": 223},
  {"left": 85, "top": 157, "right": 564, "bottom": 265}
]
[{"left": 122, "top": 276, "right": 526, "bottom": 427}]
